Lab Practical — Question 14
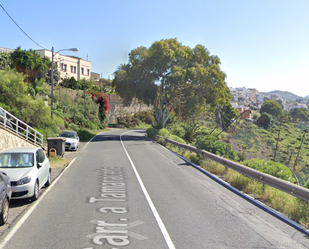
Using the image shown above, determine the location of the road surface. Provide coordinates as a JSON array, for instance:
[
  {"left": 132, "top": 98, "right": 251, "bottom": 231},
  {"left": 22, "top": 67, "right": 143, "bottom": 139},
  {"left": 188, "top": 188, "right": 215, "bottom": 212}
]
[{"left": 0, "top": 129, "right": 308, "bottom": 249}]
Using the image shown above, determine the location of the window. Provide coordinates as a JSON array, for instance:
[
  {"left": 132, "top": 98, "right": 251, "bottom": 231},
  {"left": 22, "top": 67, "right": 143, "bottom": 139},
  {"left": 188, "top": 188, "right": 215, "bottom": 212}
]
[
  {"left": 87, "top": 69, "right": 90, "bottom": 76},
  {"left": 36, "top": 149, "right": 45, "bottom": 163},
  {"left": 60, "top": 63, "right": 67, "bottom": 72},
  {"left": 74, "top": 66, "right": 76, "bottom": 73},
  {"left": 81, "top": 68, "right": 84, "bottom": 75},
  {"left": 70, "top": 66, "right": 73, "bottom": 72}
]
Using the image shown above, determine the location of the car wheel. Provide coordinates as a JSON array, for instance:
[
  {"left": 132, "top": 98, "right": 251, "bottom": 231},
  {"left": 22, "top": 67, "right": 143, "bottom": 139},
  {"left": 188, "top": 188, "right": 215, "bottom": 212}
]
[
  {"left": 0, "top": 198, "right": 9, "bottom": 226},
  {"left": 31, "top": 181, "right": 39, "bottom": 201},
  {"left": 45, "top": 170, "right": 51, "bottom": 187}
]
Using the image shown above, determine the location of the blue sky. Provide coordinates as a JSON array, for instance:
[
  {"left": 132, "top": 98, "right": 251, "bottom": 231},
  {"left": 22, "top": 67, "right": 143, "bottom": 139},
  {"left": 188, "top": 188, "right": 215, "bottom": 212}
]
[{"left": 1, "top": 0, "right": 308, "bottom": 96}]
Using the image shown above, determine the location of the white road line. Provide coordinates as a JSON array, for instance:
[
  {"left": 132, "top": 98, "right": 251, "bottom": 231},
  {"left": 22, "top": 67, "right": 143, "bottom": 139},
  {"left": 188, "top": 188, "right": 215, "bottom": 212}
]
[
  {"left": 120, "top": 130, "right": 176, "bottom": 249},
  {"left": 0, "top": 158, "right": 76, "bottom": 249}
]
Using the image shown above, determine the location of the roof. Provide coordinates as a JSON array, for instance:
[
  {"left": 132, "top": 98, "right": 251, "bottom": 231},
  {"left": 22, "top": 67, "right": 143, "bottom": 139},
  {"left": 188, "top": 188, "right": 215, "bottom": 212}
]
[
  {"left": 0, "top": 147, "right": 39, "bottom": 154},
  {"left": 61, "top": 130, "right": 77, "bottom": 134}
]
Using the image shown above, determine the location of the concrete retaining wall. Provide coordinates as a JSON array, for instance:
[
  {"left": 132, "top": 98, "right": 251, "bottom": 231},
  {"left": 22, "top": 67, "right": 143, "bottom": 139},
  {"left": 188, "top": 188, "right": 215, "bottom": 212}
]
[{"left": 0, "top": 127, "right": 37, "bottom": 152}]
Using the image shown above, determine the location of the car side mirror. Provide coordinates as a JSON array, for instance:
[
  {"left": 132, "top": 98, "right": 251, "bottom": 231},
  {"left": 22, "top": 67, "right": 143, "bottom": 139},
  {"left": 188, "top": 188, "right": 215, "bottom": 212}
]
[{"left": 37, "top": 162, "right": 43, "bottom": 168}]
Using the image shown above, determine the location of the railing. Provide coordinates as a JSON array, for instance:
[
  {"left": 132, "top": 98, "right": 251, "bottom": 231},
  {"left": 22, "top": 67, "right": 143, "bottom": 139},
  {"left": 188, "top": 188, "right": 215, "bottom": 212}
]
[
  {"left": 0, "top": 107, "right": 44, "bottom": 147},
  {"left": 161, "top": 136, "right": 309, "bottom": 203}
]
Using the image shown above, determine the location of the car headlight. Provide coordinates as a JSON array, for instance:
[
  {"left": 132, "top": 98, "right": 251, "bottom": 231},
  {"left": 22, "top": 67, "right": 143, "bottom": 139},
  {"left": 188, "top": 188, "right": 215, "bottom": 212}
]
[{"left": 16, "top": 176, "right": 31, "bottom": 186}]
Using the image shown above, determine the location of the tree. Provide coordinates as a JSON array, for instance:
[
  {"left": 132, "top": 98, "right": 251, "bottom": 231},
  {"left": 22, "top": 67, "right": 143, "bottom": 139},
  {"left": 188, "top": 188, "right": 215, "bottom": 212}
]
[
  {"left": 112, "top": 38, "right": 231, "bottom": 127},
  {"left": 0, "top": 51, "right": 11, "bottom": 69},
  {"left": 290, "top": 108, "right": 309, "bottom": 122},
  {"left": 0, "top": 69, "right": 29, "bottom": 107},
  {"left": 0, "top": 69, "right": 51, "bottom": 128},
  {"left": 10, "top": 47, "right": 49, "bottom": 90},
  {"left": 256, "top": 112, "right": 273, "bottom": 129},
  {"left": 260, "top": 99, "right": 283, "bottom": 118},
  {"left": 60, "top": 77, "right": 78, "bottom": 89}
]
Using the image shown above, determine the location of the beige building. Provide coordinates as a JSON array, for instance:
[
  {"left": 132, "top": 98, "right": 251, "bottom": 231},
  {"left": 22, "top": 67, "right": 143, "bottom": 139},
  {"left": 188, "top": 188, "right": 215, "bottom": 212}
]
[{"left": 36, "top": 49, "right": 91, "bottom": 82}]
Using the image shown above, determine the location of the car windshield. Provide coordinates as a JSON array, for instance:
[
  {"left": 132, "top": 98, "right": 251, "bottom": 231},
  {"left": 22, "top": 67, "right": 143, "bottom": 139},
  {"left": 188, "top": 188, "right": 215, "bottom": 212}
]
[
  {"left": 60, "top": 132, "right": 76, "bottom": 139},
  {"left": 0, "top": 153, "right": 34, "bottom": 168}
]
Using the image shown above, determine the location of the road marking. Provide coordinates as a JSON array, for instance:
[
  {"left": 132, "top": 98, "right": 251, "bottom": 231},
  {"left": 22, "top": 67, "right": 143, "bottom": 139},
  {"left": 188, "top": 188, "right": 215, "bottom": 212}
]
[
  {"left": 0, "top": 158, "right": 76, "bottom": 249},
  {"left": 120, "top": 130, "right": 176, "bottom": 249}
]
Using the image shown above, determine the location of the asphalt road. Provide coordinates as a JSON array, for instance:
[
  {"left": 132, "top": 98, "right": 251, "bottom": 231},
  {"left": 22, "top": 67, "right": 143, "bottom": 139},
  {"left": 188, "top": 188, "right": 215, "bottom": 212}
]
[{"left": 0, "top": 129, "right": 308, "bottom": 249}]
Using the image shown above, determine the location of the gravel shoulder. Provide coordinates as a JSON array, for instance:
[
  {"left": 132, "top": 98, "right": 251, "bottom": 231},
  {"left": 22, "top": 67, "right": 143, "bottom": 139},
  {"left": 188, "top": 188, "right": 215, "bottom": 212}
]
[{"left": 50, "top": 141, "right": 87, "bottom": 182}]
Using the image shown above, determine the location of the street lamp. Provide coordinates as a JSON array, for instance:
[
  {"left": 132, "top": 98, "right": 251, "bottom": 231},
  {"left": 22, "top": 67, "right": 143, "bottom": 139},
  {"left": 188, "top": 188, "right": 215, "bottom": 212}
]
[{"left": 51, "top": 47, "right": 78, "bottom": 118}]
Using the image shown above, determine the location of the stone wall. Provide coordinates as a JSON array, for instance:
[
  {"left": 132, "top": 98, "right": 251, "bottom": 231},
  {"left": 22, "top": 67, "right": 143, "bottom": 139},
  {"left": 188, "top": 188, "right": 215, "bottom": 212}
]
[{"left": 0, "top": 127, "right": 37, "bottom": 152}]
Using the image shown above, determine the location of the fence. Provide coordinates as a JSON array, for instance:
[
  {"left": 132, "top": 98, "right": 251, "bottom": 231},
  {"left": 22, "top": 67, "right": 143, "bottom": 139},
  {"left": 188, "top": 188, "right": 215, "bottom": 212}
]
[
  {"left": 161, "top": 137, "right": 309, "bottom": 203},
  {"left": 0, "top": 107, "right": 44, "bottom": 147}
]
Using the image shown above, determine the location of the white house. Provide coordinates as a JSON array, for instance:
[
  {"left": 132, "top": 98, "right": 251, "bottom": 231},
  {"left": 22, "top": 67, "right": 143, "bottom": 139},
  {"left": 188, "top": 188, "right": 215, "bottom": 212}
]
[{"left": 36, "top": 49, "right": 91, "bottom": 82}]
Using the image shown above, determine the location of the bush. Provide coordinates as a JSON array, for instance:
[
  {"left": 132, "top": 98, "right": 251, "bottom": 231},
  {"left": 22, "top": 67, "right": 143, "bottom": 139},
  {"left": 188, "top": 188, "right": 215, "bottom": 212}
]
[
  {"left": 146, "top": 128, "right": 159, "bottom": 140},
  {"left": 134, "top": 110, "right": 155, "bottom": 125},
  {"left": 242, "top": 159, "right": 296, "bottom": 183},
  {"left": 169, "top": 135, "right": 186, "bottom": 144},
  {"left": 78, "top": 128, "right": 97, "bottom": 142},
  {"left": 117, "top": 112, "right": 142, "bottom": 128},
  {"left": 158, "top": 128, "right": 170, "bottom": 137},
  {"left": 195, "top": 135, "right": 239, "bottom": 161},
  {"left": 167, "top": 123, "right": 185, "bottom": 138}
]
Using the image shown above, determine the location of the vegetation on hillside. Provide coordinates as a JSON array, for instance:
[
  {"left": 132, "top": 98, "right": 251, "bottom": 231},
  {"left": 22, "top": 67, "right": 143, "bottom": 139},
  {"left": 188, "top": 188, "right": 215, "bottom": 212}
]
[{"left": 0, "top": 48, "right": 110, "bottom": 140}]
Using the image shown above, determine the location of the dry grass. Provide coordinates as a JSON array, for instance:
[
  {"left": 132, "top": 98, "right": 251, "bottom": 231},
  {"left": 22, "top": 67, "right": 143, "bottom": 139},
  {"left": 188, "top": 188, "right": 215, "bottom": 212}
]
[{"left": 48, "top": 156, "right": 71, "bottom": 169}]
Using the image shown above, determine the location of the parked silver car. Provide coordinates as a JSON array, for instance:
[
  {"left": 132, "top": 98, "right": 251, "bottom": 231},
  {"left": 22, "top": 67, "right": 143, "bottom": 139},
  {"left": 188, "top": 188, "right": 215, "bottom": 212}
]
[
  {"left": 0, "top": 147, "right": 51, "bottom": 201},
  {"left": 0, "top": 171, "right": 11, "bottom": 225}
]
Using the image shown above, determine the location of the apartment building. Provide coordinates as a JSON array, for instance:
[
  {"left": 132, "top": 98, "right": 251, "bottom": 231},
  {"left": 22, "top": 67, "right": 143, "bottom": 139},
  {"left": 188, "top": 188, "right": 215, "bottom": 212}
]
[{"left": 36, "top": 49, "right": 91, "bottom": 82}]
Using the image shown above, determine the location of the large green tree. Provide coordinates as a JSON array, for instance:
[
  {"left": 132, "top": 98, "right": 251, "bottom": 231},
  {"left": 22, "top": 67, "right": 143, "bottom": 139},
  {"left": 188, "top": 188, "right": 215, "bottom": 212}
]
[
  {"left": 0, "top": 69, "right": 51, "bottom": 128},
  {"left": 0, "top": 51, "right": 11, "bottom": 69},
  {"left": 10, "top": 47, "right": 50, "bottom": 92},
  {"left": 290, "top": 108, "right": 309, "bottom": 122},
  {"left": 112, "top": 38, "right": 231, "bottom": 127},
  {"left": 260, "top": 99, "right": 283, "bottom": 118}
]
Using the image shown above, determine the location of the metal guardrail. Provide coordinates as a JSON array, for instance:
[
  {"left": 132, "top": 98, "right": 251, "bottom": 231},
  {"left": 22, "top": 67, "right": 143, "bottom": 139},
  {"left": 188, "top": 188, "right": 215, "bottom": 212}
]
[
  {"left": 162, "top": 137, "right": 309, "bottom": 203},
  {"left": 0, "top": 107, "right": 44, "bottom": 147}
]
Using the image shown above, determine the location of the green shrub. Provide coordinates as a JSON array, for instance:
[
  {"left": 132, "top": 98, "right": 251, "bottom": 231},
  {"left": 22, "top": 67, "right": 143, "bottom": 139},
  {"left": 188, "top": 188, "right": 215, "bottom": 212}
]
[
  {"left": 146, "top": 128, "right": 159, "bottom": 140},
  {"left": 242, "top": 159, "right": 296, "bottom": 183},
  {"left": 169, "top": 135, "right": 186, "bottom": 144},
  {"left": 134, "top": 110, "right": 155, "bottom": 125},
  {"left": 158, "top": 128, "right": 170, "bottom": 137},
  {"left": 168, "top": 123, "right": 185, "bottom": 138},
  {"left": 195, "top": 135, "right": 239, "bottom": 161}
]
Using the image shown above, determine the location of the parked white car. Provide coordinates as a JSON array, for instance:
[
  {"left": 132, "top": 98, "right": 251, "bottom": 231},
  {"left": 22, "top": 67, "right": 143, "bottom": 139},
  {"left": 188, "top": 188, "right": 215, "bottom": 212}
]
[
  {"left": 58, "top": 130, "right": 79, "bottom": 151},
  {"left": 0, "top": 147, "right": 51, "bottom": 201}
]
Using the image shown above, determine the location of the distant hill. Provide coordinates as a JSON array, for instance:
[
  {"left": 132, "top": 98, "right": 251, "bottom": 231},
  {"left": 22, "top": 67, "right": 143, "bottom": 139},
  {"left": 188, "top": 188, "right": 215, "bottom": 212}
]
[{"left": 260, "top": 90, "right": 306, "bottom": 101}]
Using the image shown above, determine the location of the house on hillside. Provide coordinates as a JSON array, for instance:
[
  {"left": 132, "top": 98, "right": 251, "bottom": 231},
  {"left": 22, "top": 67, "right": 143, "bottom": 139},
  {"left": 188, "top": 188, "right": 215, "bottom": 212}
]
[
  {"left": 0, "top": 47, "right": 15, "bottom": 53},
  {"left": 36, "top": 49, "right": 91, "bottom": 83},
  {"left": 236, "top": 107, "right": 253, "bottom": 120}
]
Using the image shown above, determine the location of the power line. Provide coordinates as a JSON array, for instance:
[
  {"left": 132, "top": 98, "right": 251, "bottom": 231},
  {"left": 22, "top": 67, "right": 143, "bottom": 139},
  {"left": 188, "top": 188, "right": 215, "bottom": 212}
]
[{"left": 0, "top": 3, "right": 45, "bottom": 49}]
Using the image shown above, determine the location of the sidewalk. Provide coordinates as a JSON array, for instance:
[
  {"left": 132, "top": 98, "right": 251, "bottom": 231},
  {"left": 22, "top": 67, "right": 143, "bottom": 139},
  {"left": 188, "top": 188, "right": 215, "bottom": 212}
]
[{"left": 50, "top": 141, "right": 86, "bottom": 182}]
